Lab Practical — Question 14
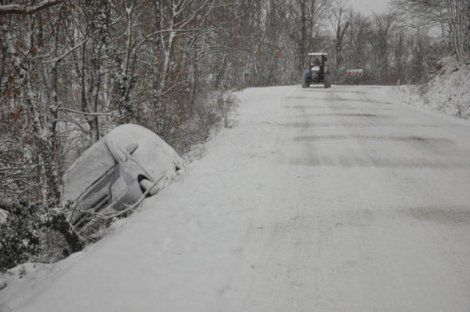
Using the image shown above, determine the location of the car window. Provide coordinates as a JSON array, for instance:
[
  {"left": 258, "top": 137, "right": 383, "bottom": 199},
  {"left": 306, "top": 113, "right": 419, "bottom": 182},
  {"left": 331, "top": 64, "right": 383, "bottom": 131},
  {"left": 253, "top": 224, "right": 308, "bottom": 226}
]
[{"left": 63, "top": 141, "right": 116, "bottom": 202}]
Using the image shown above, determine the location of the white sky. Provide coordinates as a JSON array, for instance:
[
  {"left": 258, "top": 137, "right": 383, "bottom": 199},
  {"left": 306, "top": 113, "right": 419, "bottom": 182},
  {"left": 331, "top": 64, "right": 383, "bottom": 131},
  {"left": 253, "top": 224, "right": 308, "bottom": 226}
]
[{"left": 349, "top": 0, "right": 391, "bottom": 15}]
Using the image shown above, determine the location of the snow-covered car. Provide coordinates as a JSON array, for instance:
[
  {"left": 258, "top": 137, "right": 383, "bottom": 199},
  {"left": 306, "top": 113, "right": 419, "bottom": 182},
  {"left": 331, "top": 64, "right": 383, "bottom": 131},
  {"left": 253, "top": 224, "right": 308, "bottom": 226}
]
[{"left": 62, "top": 124, "right": 185, "bottom": 229}]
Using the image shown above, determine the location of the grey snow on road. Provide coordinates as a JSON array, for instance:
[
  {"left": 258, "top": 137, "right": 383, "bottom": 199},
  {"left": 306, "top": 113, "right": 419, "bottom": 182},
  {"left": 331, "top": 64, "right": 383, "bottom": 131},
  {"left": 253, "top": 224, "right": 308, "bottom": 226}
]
[{"left": 2, "top": 85, "right": 470, "bottom": 312}]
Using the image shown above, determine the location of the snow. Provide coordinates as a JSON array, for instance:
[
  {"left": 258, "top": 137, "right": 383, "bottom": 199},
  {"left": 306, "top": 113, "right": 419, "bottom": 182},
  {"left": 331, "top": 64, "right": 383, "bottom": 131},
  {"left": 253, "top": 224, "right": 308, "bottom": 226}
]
[
  {"left": 398, "top": 57, "right": 470, "bottom": 119},
  {"left": 105, "top": 124, "right": 185, "bottom": 193},
  {"left": 2, "top": 85, "right": 470, "bottom": 311},
  {"left": 62, "top": 138, "right": 115, "bottom": 202},
  {"left": 0, "top": 209, "right": 7, "bottom": 224}
]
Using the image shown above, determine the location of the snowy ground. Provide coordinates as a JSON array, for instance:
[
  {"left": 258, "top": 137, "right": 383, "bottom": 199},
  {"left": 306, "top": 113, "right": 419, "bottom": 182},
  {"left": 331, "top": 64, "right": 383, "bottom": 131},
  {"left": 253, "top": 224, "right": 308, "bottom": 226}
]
[
  {"left": 2, "top": 85, "right": 470, "bottom": 312},
  {"left": 398, "top": 58, "right": 470, "bottom": 119}
]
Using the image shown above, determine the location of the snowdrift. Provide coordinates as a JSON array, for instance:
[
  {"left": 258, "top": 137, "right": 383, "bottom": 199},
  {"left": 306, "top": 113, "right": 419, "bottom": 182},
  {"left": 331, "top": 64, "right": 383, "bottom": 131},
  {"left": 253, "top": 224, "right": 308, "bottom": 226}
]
[{"left": 404, "top": 57, "right": 470, "bottom": 119}]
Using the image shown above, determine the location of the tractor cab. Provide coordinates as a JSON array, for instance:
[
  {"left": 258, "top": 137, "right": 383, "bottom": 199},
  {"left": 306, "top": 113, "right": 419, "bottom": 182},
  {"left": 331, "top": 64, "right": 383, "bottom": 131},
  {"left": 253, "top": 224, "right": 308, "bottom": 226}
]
[{"left": 302, "top": 52, "right": 331, "bottom": 88}]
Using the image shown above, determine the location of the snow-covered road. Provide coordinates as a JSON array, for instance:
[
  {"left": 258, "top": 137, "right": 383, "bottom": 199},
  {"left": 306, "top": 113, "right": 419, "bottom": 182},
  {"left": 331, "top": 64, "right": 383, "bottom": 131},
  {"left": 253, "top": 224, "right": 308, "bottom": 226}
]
[{"left": 3, "top": 85, "right": 470, "bottom": 312}]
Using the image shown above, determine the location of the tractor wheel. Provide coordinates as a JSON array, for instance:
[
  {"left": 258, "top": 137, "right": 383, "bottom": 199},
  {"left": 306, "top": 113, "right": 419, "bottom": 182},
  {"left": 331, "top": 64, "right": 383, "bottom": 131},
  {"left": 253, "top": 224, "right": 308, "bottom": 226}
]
[
  {"left": 302, "top": 71, "right": 309, "bottom": 88},
  {"left": 324, "top": 76, "right": 331, "bottom": 88}
]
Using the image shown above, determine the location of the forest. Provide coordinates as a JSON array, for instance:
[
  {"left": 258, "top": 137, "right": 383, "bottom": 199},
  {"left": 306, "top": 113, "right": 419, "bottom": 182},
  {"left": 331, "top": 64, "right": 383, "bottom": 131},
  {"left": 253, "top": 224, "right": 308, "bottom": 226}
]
[{"left": 0, "top": 0, "right": 469, "bottom": 271}]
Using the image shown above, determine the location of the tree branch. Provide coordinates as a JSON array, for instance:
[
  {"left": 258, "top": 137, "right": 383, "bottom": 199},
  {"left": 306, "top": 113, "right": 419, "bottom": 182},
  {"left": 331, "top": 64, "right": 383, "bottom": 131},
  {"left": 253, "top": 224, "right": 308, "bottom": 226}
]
[
  {"left": 0, "top": 0, "right": 64, "bottom": 15},
  {"left": 58, "top": 107, "right": 115, "bottom": 117}
]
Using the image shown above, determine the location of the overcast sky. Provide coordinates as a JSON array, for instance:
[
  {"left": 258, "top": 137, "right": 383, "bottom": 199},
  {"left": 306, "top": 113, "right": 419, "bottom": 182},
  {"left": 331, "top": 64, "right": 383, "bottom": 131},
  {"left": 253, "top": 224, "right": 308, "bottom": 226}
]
[{"left": 349, "top": 0, "right": 391, "bottom": 15}]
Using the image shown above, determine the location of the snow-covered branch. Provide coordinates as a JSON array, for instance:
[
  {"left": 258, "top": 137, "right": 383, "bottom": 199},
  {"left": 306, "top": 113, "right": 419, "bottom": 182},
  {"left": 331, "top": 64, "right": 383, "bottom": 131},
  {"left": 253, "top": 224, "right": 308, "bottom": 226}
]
[
  {"left": 58, "top": 107, "right": 115, "bottom": 117},
  {"left": 0, "top": 0, "right": 64, "bottom": 15}
]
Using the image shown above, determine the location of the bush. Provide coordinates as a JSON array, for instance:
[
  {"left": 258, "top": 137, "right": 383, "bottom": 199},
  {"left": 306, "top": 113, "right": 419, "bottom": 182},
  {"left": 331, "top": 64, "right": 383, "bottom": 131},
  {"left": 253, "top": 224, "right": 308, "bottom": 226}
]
[{"left": 0, "top": 202, "right": 83, "bottom": 273}]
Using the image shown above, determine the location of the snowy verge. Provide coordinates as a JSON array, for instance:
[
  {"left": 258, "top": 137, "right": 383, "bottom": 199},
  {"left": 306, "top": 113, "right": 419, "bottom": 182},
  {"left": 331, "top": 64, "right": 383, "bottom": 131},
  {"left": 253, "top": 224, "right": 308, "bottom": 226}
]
[
  {"left": 0, "top": 256, "right": 81, "bottom": 310},
  {"left": 397, "top": 57, "right": 470, "bottom": 119},
  {"left": 0, "top": 94, "right": 240, "bottom": 309}
]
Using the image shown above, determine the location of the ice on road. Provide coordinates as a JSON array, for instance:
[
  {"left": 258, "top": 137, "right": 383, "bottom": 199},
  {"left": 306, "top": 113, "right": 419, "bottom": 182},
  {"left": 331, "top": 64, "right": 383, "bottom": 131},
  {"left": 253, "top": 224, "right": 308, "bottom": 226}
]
[{"left": 3, "top": 85, "right": 470, "bottom": 312}]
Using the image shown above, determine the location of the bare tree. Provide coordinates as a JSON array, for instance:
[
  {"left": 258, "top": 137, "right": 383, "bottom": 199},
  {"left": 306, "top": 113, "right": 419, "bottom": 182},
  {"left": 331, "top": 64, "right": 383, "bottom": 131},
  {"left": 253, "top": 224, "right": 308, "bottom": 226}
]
[
  {"left": 345, "top": 12, "right": 372, "bottom": 70},
  {"left": 293, "top": 0, "right": 330, "bottom": 72},
  {"left": 330, "top": 0, "right": 351, "bottom": 81},
  {"left": 393, "top": 0, "right": 469, "bottom": 62},
  {"left": 371, "top": 13, "right": 397, "bottom": 84}
]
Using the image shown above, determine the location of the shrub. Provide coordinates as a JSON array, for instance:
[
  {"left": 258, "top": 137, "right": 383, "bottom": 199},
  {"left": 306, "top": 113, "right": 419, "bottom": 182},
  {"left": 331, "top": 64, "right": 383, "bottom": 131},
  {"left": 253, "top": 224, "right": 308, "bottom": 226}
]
[{"left": 0, "top": 202, "right": 83, "bottom": 272}]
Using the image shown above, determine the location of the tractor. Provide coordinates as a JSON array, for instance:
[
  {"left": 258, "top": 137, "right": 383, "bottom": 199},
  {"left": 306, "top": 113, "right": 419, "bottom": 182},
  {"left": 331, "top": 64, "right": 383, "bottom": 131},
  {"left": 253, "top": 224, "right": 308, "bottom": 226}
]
[{"left": 302, "top": 52, "right": 331, "bottom": 89}]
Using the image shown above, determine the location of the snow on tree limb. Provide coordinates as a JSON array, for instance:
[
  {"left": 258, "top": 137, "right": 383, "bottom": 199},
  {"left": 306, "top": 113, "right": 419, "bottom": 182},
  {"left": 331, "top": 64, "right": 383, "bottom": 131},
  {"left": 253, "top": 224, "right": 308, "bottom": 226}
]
[{"left": 0, "top": 0, "right": 64, "bottom": 15}]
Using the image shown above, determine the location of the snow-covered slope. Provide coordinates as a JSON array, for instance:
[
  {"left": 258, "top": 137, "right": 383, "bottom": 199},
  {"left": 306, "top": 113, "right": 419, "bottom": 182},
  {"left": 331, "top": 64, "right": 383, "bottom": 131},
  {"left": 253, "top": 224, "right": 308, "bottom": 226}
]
[{"left": 400, "top": 57, "right": 470, "bottom": 119}]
